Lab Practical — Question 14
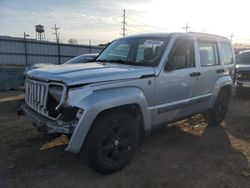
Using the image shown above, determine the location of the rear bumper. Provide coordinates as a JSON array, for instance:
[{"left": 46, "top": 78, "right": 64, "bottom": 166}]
[{"left": 20, "top": 102, "right": 74, "bottom": 134}]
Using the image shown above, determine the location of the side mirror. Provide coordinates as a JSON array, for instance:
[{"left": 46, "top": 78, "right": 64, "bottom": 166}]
[{"left": 165, "top": 56, "right": 186, "bottom": 70}]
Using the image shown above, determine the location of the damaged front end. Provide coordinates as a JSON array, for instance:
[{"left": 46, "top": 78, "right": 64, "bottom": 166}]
[{"left": 21, "top": 78, "right": 83, "bottom": 135}]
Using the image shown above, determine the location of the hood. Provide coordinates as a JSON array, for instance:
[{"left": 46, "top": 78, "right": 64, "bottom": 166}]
[
  {"left": 25, "top": 63, "right": 56, "bottom": 72},
  {"left": 236, "top": 64, "right": 250, "bottom": 72},
  {"left": 26, "top": 62, "right": 155, "bottom": 86}
]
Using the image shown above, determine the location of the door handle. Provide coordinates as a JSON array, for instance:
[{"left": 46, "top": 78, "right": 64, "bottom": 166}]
[
  {"left": 216, "top": 69, "right": 224, "bottom": 73},
  {"left": 190, "top": 72, "right": 201, "bottom": 77}
]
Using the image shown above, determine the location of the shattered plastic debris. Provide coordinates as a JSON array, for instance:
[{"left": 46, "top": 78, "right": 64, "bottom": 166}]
[{"left": 40, "top": 134, "right": 69, "bottom": 150}]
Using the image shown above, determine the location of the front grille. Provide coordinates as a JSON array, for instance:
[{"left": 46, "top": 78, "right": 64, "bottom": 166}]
[
  {"left": 25, "top": 78, "right": 66, "bottom": 119},
  {"left": 238, "top": 72, "right": 250, "bottom": 81},
  {"left": 25, "top": 79, "right": 49, "bottom": 117}
]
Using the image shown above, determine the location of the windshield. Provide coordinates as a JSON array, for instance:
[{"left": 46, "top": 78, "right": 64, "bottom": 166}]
[
  {"left": 236, "top": 52, "right": 250, "bottom": 65},
  {"left": 96, "top": 36, "right": 169, "bottom": 66}
]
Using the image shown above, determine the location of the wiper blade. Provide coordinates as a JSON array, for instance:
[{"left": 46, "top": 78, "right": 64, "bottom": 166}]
[
  {"left": 108, "top": 59, "right": 137, "bottom": 64},
  {"left": 108, "top": 59, "right": 125, "bottom": 63},
  {"left": 96, "top": 59, "right": 137, "bottom": 65}
]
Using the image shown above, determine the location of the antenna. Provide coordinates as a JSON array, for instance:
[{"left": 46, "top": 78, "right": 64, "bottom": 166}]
[
  {"left": 182, "top": 23, "right": 191, "bottom": 32},
  {"left": 121, "top": 9, "right": 127, "bottom": 37},
  {"left": 52, "top": 24, "right": 60, "bottom": 43}
]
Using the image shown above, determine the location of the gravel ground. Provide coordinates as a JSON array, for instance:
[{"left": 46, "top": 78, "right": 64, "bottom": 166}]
[{"left": 0, "top": 91, "right": 249, "bottom": 188}]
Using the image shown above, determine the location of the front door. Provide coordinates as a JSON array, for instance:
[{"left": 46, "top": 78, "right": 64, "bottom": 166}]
[{"left": 153, "top": 37, "right": 201, "bottom": 125}]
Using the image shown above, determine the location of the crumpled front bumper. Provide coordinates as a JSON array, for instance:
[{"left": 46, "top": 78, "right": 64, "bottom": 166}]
[{"left": 20, "top": 102, "right": 74, "bottom": 134}]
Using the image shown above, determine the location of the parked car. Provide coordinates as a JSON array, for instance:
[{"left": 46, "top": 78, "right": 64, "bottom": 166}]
[
  {"left": 21, "top": 32, "right": 235, "bottom": 174},
  {"left": 235, "top": 50, "right": 250, "bottom": 94},
  {"left": 24, "top": 53, "right": 98, "bottom": 73},
  {"left": 63, "top": 53, "right": 98, "bottom": 64}
]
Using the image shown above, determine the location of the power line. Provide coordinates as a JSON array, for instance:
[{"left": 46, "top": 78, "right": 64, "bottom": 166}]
[
  {"left": 122, "top": 10, "right": 175, "bottom": 36},
  {"left": 127, "top": 26, "right": 153, "bottom": 34},
  {"left": 127, "top": 16, "right": 169, "bottom": 31}
]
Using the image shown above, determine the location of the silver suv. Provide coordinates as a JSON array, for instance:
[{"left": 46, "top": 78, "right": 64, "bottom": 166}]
[{"left": 21, "top": 32, "right": 235, "bottom": 174}]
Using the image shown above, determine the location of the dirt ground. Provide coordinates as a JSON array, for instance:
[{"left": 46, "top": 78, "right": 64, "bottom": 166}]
[{"left": 0, "top": 91, "right": 250, "bottom": 188}]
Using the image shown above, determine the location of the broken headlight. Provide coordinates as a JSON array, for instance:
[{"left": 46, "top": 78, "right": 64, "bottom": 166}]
[{"left": 48, "top": 84, "right": 64, "bottom": 103}]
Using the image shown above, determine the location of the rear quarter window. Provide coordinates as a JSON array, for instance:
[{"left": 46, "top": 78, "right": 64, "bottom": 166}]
[{"left": 221, "top": 42, "right": 234, "bottom": 65}]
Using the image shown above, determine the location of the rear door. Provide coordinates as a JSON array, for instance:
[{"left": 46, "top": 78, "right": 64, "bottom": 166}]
[{"left": 198, "top": 40, "right": 222, "bottom": 95}]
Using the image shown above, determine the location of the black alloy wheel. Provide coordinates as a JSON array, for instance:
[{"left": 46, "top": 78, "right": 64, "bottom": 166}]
[
  {"left": 205, "top": 90, "right": 230, "bottom": 126},
  {"left": 86, "top": 112, "right": 139, "bottom": 174}
]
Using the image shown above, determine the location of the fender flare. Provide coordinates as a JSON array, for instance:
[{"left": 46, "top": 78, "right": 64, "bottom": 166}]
[
  {"left": 208, "top": 76, "right": 233, "bottom": 107},
  {"left": 66, "top": 87, "right": 151, "bottom": 153}
]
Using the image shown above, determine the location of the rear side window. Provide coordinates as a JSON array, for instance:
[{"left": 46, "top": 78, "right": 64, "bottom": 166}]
[
  {"left": 221, "top": 42, "right": 233, "bottom": 65},
  {"left": 198, "top": 42, "right": 219, "bottom": 66}
]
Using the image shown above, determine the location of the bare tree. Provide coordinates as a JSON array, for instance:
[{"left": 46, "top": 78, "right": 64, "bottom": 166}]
[{"left": 68, "top": 39, "right": 78, "bottom": 44}]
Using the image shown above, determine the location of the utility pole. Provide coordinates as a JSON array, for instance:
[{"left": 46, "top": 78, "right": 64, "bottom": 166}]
[
  {"left": 121, "top": 9, "right": 127, "bottom": 37},
  {"left": 229, "top": 33, "right": 234, "bottom": 41},
  {"left": 182, "top": 23, "right": 191, "bottom": 32},
  {"left": 52, "top": 24, "right": 61, "bottom": 64},
  {"left": 52, "top": 24, "right": 60, "bottom": 43}
]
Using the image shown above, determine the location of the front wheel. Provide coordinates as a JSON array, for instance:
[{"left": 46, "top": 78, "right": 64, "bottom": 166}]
[
  {"left": 205, "top": 90, "right": 231, "bottom": 127},
  {"left": 86, "top": 111, "right": 139, "bottom": 174}
]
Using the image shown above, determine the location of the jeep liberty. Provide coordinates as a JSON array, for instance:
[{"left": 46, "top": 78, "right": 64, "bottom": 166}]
[{"left": 21, "top": 32, "right": 235, "bottom": 174}]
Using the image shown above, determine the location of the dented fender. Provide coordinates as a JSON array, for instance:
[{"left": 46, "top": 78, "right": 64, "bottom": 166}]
[{"left": 65, "top": 87, "right": 151, "bottom": 153}]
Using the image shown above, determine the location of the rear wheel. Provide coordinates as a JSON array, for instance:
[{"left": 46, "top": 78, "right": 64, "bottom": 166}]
[
  {"left": 86, "top": 111, "right": 139, "bottom": 174},
  {"left": 205, "top": 90, "right": 230, "bottom": 127}
]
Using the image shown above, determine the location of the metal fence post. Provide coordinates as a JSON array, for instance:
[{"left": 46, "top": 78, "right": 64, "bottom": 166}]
[
  {"left": 57, "top": 41, "right": 61, "bottom": 64},
  {"left": 23, "top": 32, "right": 29, "bottom": 66}
]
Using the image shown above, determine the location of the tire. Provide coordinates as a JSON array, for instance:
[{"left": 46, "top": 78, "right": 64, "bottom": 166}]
[
  {"left": 86, "top": 111, "right": 139, "bottom": 174},
  {"left": 205, "top": 90, "right": 230, "bottom": 127}
]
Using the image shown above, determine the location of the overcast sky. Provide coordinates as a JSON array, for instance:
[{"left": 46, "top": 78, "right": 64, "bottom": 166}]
[{"left": 0, "top": 0, "right": 250, "bottom": 45}]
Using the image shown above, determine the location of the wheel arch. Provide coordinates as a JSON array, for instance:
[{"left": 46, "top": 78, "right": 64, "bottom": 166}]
[
  {"left": 92, "top": 103, "right": 146, "bottom": 139},
  {"left": 65, "top": 87, "right": 151, "bottom": 153},
  {"left": 209, "top": 76, "right": 233, "bottom": 107}
]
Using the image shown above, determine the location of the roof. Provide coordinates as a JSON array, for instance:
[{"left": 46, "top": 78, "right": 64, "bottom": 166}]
[{"left": 123, "top": 32, "right": 229, "bottom": 41}]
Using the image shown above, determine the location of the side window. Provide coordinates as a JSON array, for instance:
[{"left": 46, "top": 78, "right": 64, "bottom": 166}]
[
  {"left": 221, "top": 42, "right": 233, "bottom": 65},
  {"left": 198, "top": 42, "right": 219, "bottom": 66},
  {"left": 168, "top": 38, "right": 195, "bottom": 69}
]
